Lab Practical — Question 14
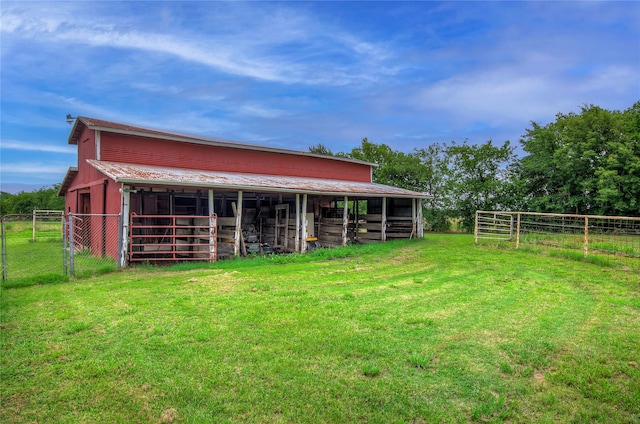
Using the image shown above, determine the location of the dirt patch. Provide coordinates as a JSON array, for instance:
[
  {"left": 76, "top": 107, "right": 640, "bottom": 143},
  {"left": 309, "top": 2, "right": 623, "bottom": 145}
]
[
  {"left": 533, "top": 369, "right": 545, "bottom": 385},
  {"left": 160, "top": 407, "right": 178, "bottom": 423}
]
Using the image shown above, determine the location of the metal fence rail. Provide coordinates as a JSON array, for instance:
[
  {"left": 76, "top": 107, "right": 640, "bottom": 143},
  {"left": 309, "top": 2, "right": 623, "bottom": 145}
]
[
  {"left": 475, "top": 210, "right": 640, "bottom": 269},
  {"left": 129, "top": 214, "right": 217, "bottom": 262},
  {"left": 475, "top": 212, "right": 514, "bottom": 240}
]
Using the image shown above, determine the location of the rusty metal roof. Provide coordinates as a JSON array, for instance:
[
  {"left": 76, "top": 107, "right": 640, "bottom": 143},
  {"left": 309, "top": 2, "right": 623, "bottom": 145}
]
[
  {"left": 70, "top": 116, "right": 375, "bottom": 167},
  {"left": 88, "top": 160, "right": 428, "bottom": 198}
]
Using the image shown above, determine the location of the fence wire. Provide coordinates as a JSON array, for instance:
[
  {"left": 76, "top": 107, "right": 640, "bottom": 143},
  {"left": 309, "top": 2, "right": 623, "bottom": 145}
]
[
  {"left": 1, "top": 212, "right": 123, "bottom": 284},
  {"left": 475, "top": 211, "right": 640, "bottom": 270},
  {"left": 68, "top": 213, "right": 122, "bottom": 277},
  {"left": 1, "top": 213, "right": 65, "bottom": 282}
]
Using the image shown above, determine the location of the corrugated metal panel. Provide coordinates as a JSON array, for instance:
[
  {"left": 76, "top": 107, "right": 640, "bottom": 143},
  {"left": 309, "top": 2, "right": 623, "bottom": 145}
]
[{"left": 88, "top": 160, "right": 428, "bottom": 199}]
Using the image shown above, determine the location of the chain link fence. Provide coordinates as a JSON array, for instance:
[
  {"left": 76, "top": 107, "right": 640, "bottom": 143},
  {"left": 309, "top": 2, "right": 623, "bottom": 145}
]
[
  {"left": 1, "top": 212, "right": 123, "bottom": 286},
  {"left": 1, "top": 213, "right": 65, "bottom": 283},
  {"left": 68, "top": 213, "right": 122, "bottom": 278}
]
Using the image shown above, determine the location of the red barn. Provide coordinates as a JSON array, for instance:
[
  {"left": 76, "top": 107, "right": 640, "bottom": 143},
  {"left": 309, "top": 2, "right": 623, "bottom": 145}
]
[{"left": 59, "top": 117, "right": 426, "bottom": 265}]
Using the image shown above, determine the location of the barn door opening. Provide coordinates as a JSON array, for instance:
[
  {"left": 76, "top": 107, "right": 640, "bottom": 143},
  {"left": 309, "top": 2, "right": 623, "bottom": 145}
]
[
  {"left": 78, "top": 193, "right": 92, "bottom": 248},
  {"left": 80, "top": 193, "right": 91, "bottom": 214}
]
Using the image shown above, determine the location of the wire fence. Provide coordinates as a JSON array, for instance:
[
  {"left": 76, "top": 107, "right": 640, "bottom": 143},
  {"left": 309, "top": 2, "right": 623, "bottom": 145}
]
[
  {"left": 68, "top": 213, "right": 122, "bottom": 278},
  {"left": 475, "top": 210, "right": 640, "bottom": 270},
  {"left": 1, "top": 213, "right": 65, "bottom": 282},
  {"left": 1, "top": 212, "right": 123, "bottom": 285}
]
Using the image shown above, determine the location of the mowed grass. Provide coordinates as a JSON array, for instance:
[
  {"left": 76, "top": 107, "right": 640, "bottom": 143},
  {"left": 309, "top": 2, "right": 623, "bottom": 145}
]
[{"left": 1, "top": 234, "right": 639, "bottom": 423}]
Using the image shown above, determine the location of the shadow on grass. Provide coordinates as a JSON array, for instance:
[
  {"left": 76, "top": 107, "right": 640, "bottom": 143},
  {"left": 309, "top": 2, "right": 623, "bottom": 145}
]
[
  {"left": 1, "top": 273, "right": 70, "bottom": 289},
  {"left": 2, "top": 265, "right": 119, "bottom": 290}
]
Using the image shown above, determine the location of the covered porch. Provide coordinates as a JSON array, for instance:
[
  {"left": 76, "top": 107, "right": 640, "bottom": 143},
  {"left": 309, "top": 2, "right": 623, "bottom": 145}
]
[{"left": 88, "top": 160, "right": 426, "bottom": 264}]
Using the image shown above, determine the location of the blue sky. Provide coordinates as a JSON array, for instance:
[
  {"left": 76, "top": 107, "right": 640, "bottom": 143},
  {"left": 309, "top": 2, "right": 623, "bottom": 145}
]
[{"left": 1, "top": 1, "right": 639, "bottom": 193}]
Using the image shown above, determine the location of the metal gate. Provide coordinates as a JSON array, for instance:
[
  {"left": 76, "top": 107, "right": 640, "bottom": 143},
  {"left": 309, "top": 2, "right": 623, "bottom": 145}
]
[
  {"left": 129, "top": 214, "right": 217, "bottom": 262},
  {"left": 474, "top": 211, "right": 514, "bottom": 241}
]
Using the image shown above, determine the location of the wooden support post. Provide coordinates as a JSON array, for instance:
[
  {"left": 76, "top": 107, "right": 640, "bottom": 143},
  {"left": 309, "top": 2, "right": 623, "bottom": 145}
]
[
  {"left": 411, "top": 198, "right": 417, "bottom": 238},
  {"left": 234, "top": 191, "right": 243, "bottom": 257},
  {"left": 295, "top": 193, "right": 300, "bottom": 252},
  {"left": 342, "top": 196, "right": 349, "bottom": 246},
  {"left": 120, "top": 185, "right": 131, "bottom": 267},
  {"left": 274, "top": 204, "right": 289, "bottom": 251},
  {"left": 417, "top": 198, "right": 424, "bottom": 238},
  {"left": 354, "top": 199, "right": 359, "bottom": 241},
  {"left": 208, "top": 189, "right": 215, "bottom": 261},
  {"left": 301, "top": 194, "right": 308, "bottom": 252},
  {"left": 381, "top": 197, "right": 387, "bottom": 242}
]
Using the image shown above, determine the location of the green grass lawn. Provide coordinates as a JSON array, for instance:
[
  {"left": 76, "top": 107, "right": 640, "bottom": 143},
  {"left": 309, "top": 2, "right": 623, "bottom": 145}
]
[{"left": 1, "top": 234, "right": 639, "bottom": 423}]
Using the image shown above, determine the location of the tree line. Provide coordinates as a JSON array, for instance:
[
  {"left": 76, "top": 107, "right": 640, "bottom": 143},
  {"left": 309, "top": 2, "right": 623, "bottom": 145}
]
[
  {"left": 310, "top": 101, "right": 640, "bottom": 231},
  {"left": 0, "top": 185, "right": 65, "bottom": 215}
]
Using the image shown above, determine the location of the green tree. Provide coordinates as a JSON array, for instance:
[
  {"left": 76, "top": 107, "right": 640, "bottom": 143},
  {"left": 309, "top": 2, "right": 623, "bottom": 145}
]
[
  {"left": 414, "top": 143, "right": 453, "bottom": 231},
  {"left": 309, "top": 137, "right": 517, "bottom": 232},
  {"left": 593, "top": 102, "right": 640, "bottom": 215},
  {"left": 517, "top": 102, "right": 640, "bottom": 216},
  {"left": 329, "top": 137, "right": 430, "bottom": 193},
  {"left": 445, "top": 140, "right": 516, "bottom": 231},
  {"left": 0, "top": 185, "right": 64, "bottom": 215},
  {"left": 308, "top": 143, "right": 336, "bottom": 157}
]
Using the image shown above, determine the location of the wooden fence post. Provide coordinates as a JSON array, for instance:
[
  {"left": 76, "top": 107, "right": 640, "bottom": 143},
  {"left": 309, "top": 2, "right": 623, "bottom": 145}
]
[
  {"left": 474, "top": 210, "right": 479, "bottom": 244},
  {"left": 516, "top": 212, "right": 521, "bottom": 249},
  {"left": 584, "top": 216, "right": 589, "bottom": 258}
]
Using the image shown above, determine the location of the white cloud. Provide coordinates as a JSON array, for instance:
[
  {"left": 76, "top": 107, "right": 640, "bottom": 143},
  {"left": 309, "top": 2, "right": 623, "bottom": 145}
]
[
  {"left": 410, "top": 61, "right": 639, "bottom": 130},
  {"left": 1, "top": 139, "right": 76, "bottom": 154},
  {"left": 0, "top": 162, "right": 70, "bottom": 175},
  {"left": 239, "top": 103, "right": 290, "bottom": 119},
  {"left": 0, "top": 3, "right": 395, "bottom": 86}
]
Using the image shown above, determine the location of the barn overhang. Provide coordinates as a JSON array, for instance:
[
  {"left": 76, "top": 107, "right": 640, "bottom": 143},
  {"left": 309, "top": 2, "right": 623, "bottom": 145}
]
[
  {"left": 58, "top": 166, "right": 79, "bottom": 196},
  {"left": 87, "top": 160, "right": 429, "bottom": 199}
]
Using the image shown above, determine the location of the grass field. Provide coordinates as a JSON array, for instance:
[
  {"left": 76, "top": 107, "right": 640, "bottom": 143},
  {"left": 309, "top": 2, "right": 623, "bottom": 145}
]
[{"left": 1, "top": 234, "right": 639, "bottom": 423}]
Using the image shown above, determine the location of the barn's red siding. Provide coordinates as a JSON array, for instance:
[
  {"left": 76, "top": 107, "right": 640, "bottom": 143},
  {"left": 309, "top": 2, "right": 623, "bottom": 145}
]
[
  {"left": 105, "top": 180, "right": 122, "bottom": 215},
  {"left": 76, "top": 127, "right": 101, "bottom": 184},
  {"left": 100, "top": 133, "right": 372, "bottom": 183}
]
